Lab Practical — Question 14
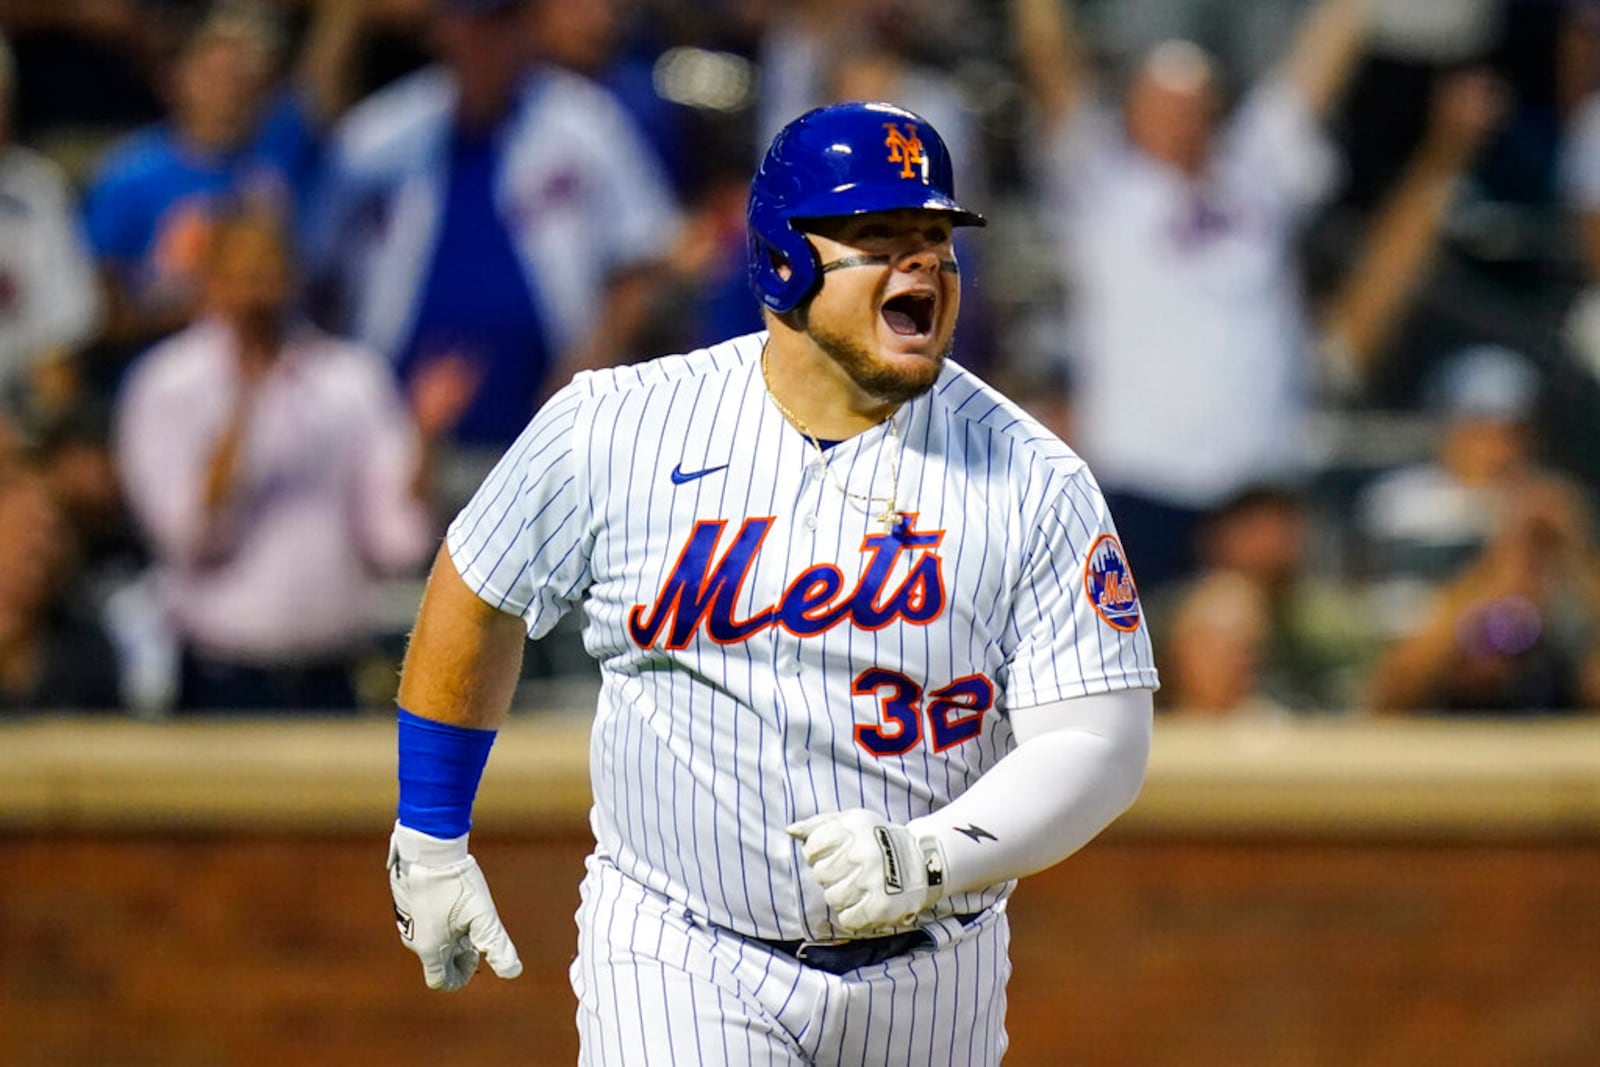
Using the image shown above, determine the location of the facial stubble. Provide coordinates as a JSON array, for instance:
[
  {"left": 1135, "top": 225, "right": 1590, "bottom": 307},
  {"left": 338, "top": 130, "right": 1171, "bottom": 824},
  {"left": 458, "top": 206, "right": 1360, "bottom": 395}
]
[{"left": 806, "top": 323, "right": 951, "bottom": 407}]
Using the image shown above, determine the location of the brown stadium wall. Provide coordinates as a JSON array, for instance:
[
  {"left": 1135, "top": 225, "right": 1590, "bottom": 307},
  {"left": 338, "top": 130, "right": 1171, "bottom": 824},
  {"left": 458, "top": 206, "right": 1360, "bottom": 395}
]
[{"left": 3, "top": 717, "right": 1599, "bottom": 1067}]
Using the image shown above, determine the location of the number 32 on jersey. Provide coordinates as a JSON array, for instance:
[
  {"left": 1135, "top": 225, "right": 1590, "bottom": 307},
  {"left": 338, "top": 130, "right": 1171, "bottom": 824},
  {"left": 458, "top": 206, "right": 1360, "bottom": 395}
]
[{"left": 853, "top": 668, "right": 993, "bottom": 757}]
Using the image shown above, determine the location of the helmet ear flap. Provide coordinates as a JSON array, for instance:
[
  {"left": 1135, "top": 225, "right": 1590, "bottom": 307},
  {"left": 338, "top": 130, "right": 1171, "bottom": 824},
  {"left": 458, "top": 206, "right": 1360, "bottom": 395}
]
[{"left": 748, "top": 204, "right": 821, "bottom": 313}]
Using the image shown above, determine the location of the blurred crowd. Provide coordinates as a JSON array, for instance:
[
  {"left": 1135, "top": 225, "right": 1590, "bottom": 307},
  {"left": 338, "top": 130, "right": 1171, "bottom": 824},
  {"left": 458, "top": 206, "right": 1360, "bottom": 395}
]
[{"left": 3, "top": 0, "right": 1600, "bottom": 719}]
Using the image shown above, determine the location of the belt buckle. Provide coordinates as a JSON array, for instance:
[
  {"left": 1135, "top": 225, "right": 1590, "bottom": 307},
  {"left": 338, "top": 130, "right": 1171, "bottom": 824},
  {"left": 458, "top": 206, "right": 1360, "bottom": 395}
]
[{"left": 793, "top": 938, "right": 850, "bottom": 964}]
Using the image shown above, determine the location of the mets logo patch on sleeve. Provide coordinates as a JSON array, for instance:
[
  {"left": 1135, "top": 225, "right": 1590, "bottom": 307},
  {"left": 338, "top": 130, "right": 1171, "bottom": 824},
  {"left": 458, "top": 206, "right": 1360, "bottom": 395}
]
[{"left": 1084, "top": 534, "right": 1142, "bottom": 632}]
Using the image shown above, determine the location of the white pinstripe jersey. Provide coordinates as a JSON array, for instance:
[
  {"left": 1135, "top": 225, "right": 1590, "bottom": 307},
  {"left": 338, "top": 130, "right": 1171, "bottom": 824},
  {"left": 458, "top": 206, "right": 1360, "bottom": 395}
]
[{"left": 448, "top": 331, "right": 1159, "bottom": 941}]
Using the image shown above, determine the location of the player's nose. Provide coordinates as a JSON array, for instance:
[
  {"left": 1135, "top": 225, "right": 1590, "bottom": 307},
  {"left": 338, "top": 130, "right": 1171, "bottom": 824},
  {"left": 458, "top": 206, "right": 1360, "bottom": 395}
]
[{"left": 895, "top": 239, "right": 944, "bottom": 275}]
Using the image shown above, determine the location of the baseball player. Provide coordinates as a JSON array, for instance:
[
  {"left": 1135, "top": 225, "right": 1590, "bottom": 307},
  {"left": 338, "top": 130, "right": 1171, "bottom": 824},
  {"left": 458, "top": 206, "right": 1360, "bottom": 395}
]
[{"left": 387, "top": 100, "right": 1159, "bottom": 1065}]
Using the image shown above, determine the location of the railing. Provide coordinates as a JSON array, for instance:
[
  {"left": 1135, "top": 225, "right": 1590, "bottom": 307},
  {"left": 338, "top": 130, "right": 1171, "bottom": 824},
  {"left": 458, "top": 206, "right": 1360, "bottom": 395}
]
[{"left": 6, "top": 713, "right": 1599, "bottom": 838}]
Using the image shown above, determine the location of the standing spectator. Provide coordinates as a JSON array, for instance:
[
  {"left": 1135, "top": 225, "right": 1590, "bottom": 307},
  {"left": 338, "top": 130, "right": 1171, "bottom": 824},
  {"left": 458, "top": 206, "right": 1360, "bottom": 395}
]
[
  {"left": 81, "top": 0, "right": 369, "bottom": 354},
  {"left": 305, "top": 0, "right": 682, "bottom": 481},
  {"left": 0, "top": 456, "right": 121, "bottom": 713},
  {"left": 1151, "top": 67, "right": 1507, "bottom": 718},
  {"left": 526, "top": 0, "right": 697, "bottom": 195},
  {"left": 0, "top": 30, "right": 102, "bottom": 421},
  {"left": 1011, "top": 0, "right": 1375, "bottom": 591},
  {"left": 114, "top": 208, "right": 451, "bottom": 713}
]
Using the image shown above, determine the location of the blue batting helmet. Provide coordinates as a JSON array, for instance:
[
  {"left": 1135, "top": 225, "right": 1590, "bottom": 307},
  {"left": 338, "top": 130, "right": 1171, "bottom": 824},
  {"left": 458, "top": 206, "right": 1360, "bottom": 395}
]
[{"left": 747, "top": 101, "right": 985, "bottom": 313}]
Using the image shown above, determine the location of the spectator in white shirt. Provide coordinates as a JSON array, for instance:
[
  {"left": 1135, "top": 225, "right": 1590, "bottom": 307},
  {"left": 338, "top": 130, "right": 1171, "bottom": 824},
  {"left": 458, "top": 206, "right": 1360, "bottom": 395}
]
[
  {"left": 1010, "top": 0, "right": 1376, "bottom": 591},
  {"left": 114, "top": 207, "right": 466, "bottom": 712}
]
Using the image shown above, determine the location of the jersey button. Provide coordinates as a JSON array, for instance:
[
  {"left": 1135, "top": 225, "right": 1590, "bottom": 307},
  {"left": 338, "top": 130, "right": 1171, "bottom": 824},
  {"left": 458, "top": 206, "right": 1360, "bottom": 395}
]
[{"left": 803, "top": 514, "right": 818, "bottom": 530}]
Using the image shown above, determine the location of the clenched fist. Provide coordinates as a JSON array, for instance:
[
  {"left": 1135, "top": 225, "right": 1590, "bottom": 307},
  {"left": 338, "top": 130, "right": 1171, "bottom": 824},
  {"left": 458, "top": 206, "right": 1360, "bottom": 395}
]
[{"left": 787, "top": 810, "right": 948, "bottom": 936}]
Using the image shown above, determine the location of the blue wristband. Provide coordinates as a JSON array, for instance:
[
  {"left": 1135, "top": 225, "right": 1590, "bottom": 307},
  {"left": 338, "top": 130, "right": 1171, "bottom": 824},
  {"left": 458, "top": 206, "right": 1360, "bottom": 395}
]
[{"left": 396, "top": 708, "right": 497, "bottom": 838}]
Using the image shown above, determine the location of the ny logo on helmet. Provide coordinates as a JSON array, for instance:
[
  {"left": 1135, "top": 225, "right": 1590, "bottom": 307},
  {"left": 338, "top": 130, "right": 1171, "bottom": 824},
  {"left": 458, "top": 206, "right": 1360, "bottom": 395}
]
[{"left": 883, "top": 123, "right": 927, "bottom": 180}]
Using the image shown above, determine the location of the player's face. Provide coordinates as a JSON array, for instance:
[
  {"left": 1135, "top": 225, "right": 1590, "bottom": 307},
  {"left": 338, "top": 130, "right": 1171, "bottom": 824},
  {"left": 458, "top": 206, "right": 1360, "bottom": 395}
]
[{"left": 799, "top": 210, "right": 961, "bottom": 404}]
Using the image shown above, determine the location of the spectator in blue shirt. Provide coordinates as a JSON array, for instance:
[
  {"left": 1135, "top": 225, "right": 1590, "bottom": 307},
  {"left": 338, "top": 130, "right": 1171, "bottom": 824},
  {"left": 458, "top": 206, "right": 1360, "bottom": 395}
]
[
  {"left": 80, "top": 0, "right": 368, "bottom": 357},
  {"left": 306, "top": 0, "right": 681, "bottom": 480}
]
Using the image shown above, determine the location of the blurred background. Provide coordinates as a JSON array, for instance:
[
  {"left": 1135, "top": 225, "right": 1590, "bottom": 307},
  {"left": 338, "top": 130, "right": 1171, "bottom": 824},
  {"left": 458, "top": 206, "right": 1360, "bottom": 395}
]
[{"left": 1, "top": 0, "right": 1598, "bottom": 1063}]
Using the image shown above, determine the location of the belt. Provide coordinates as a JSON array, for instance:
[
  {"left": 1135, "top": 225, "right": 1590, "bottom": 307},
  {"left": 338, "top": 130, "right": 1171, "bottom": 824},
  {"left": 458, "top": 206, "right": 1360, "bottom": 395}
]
[{"left": 756, "top": 913, "right": 981, "bottom": 975}]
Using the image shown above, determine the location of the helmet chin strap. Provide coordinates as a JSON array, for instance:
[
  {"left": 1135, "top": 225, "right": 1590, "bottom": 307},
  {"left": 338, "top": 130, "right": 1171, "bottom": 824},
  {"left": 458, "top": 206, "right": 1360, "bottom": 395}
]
[{"left": 819, "top": 255, "right": 961, "bottom": 275}]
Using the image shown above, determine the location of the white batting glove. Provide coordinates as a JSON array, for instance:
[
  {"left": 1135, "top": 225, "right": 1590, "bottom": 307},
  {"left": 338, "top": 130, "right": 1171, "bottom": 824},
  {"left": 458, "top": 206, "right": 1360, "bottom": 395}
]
[
  {"left": 388, "top": 821, "right": 523, "bottom": 991},
  {"left": 787, "top": 810, "right": 948, "bottom": 936}
]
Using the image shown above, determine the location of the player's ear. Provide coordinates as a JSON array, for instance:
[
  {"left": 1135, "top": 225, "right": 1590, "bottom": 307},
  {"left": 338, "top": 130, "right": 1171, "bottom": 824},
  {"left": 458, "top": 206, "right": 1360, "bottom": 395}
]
[{"left": 759, "top": 247, "right": 814, "bottom": 328}]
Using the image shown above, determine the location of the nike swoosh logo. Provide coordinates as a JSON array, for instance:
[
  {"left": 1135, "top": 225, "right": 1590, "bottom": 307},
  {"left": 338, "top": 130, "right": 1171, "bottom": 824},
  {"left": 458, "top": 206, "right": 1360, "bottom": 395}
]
[{"left": 670, "top": 462, "right": 729, "bottom": 485}]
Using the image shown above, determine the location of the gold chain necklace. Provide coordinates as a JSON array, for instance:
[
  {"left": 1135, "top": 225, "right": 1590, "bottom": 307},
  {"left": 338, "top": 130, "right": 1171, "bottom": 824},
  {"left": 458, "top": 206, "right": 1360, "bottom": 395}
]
[{"left": 760, "top": 345, "right": 903, "bottom": 532}]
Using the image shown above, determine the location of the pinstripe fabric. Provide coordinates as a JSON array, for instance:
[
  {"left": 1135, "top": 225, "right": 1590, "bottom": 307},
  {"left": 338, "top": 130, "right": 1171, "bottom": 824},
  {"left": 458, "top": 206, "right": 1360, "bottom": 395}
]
[
  {"left": 447, "top": 330, "right": 1155, "bottom": 1053},
  {"left": 574, "top": 856, "right": 1010, "bottom": 1066}
]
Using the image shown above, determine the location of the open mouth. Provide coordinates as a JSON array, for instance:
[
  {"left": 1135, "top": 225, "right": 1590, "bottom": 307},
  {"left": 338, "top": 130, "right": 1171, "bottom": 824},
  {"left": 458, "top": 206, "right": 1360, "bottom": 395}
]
[{"left": 881, "top": 293, "right": 936, "bottom": 337}]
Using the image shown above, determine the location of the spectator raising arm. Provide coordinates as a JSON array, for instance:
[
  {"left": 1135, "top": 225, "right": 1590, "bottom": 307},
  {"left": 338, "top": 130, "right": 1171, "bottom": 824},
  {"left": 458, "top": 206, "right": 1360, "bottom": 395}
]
[
  {"left": 84, "top": 1, "right": 375, "bottom": 354},
  {"left": 1010, "top": 0, "right": 1093, "bottom": 130},
  {"left": 1321, "top": 70, "right": 1508, "bottom": 386},
  {"left": 294, "top": 0, "right": 380, "bottom": 129},
  {"left": 1281, "top": 0, "right": 1379, "bottom": 119}
]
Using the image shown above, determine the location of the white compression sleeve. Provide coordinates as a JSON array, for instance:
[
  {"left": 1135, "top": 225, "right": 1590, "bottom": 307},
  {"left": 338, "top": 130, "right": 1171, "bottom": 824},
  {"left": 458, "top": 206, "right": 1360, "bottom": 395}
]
[{"left": 906, "top": 688, "right": 1154, "bottom": 896}]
